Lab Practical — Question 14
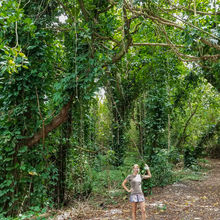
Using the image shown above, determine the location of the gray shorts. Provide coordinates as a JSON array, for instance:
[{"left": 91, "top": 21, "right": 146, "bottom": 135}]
[{"left": 129, "top": 194, "right": 145, "bottom": 203}]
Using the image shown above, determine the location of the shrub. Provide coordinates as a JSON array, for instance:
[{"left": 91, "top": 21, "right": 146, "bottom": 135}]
[
  {"left": 168, "top": 147, "right": 181, "bottom": 164},
  {"left": 143, "top": 149, "right": 174, "bottom": 195},
  {"left": 183, "top": 146, "right": 198, "bottom": 168}
]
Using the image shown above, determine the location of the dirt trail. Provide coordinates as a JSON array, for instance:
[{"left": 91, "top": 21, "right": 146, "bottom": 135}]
[
  {"left": 54, "top": 159, "right": 220, "bottom": 220},
  {"left": 142, "top": 159, "right": 220, "bottom": 220}
]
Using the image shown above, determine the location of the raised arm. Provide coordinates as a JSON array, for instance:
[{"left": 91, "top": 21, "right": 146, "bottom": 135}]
[{"left": 142, "top": 164, "right": 152, "bottom": 179}]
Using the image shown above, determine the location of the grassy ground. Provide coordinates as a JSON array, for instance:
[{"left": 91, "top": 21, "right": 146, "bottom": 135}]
[
  {"left": 12, "top": 158, "right": 220, "bottom": 220},
  {"left": 47, "top": 158, "right": 220, "bottom": 220}
]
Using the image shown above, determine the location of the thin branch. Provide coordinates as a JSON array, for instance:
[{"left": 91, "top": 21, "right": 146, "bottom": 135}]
[
  {"left": 74, "top": 145, "right": 98, "bottom": 154},
  {"left": 164, "top": 5, "right": 220, "bottom": 15},
  {"left": 30, "top": 212, "right": 55, "bottom": 220},
  {"left": 130, "top": 22, "right": 142, "bottom": 34},
  {"left": 35, "top": 88, "right": 45, "bottom": 148},
  {"left": 93, "top": 32, "right": 120, "bottom": 44},
  {"left": 23, "top": 0, "right": 31, "bottom": 8},
  {"left": 148, "top": 13, "right": 184, "bottom": 30},
  {"left": 132, "top": 42, "right": 185, "bottom": 48},
  {"left": 200, "top": 38, "right": 220, "bottom": 51},
  {"left": 77, "top": 0, "right": 90, "bottom": 21},
  {"left": 159, "top": 7, "right": 220, "bottom": 40},
  {"left": 18, "top": 177, "right": 32, "bottom": 215},
  {"left": 34, "top": 1, "right": 49, "bottom": 23},
  {"left": 13, "top": 0, "right": 21, "bottom": 48},
  {"left": 181, "top": 54, "right": 220, "bottom": 61},
  {"left": 125, "top": 3, "right": 184, "bottom": 30},
  {"left": 124, "top": 0, "right": 220, "bottom": 40},
  {"left": 175, "top": 104, "right": 198, "bottom": 148},
  {"left": 18, "top": 0, "right": 21, "bottom": 8},
  {"left": 14, "top": 21, "right": 19, "bottom": 48},
  {"left": 43, "top": 27, "right": 72, "bottom": 32},
  {"left": 98, "top": 1, "right": 116, "bottom": 14},
  {"left": 160, "top": 24, "right": 220, "bottom": 62}
]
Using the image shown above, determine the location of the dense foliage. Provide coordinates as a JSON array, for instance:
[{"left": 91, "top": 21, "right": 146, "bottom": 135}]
[{"left": 0, "top": 0, "right": 219, "bottom": 218}]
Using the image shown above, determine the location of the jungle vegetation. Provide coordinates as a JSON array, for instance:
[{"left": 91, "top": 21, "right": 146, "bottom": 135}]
[{"left": 0, "top": 0, "right": 219, "bottom": 218}]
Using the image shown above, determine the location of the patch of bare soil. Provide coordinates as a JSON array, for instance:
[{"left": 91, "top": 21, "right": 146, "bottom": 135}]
[
  {"left": 142, "top": 159, "right": 220, "bottom": 220},
  {"left": 52, "top": 159, "right": 220, "bottom": 220}
]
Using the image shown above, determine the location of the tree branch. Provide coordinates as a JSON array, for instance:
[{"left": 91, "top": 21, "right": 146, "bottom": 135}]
[
  {"left": 164, "top": 4, "right": 220, "bottom": 15},
  {"left": 111, "top": 3, "right": 132, "bottom": 64},
  {"left": 125, "top": 3, "right": 184, "bottom": 30},
  {"left": 132, "top": 42, "right": 184, "bottom": 48},
  {"left": 159, "top": 7, "right": 220, "bottom": 40},
  {"left": 35, "top": 88, "right": 45, "bottom": 149},
  {"left": 93, "top": 32, "right": 120, "bottom": 44},
  {"left": 77, "top": 0, "right": 91, "bottom": 21},
  {"left": 124, "top": 1, "right": 220, "bottom": 40},
  {"left": 160, "top": 25, "right": 220, "bottom": 62},
  {"left": 13, "top": 0, "right": 21, "bottom": 48},
  {"left": 201, "top": 38, "right": 220, "bottom": 51},
  {"left": 19, "top": 97, "right": 73, "bottom": 147},
  {"left": 98, "top": 1, "right": 116, "bottom": 14},
  {"left": 175, "top": 105, "right": 198, "bottom": 148}
]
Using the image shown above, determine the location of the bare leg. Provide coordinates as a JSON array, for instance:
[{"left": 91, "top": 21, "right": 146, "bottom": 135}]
[
  {"left": 131, "top": 202, "right": 137, "bottom": 220},
  {"left": 140, "top": 201, "right": 146, "bottom": 220}
]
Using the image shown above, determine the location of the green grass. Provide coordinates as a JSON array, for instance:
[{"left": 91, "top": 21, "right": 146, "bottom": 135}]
[{"left": 173, "top": 167, "right": 208, "bottom": 182}]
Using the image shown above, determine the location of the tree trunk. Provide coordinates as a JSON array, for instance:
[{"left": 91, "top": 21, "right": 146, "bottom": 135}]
[
  {"left": 54, "top": 107, "right": 72, "bottom": 207},
  {"left": 111, "top": 108, "right": 126, "bottom": 166},
  {"left": 137, "top": 99, "right": 145, "bottom": 157}
]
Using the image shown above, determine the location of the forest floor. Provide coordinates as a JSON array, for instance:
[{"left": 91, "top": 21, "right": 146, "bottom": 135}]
[{"left": 51, "top": 158, "right": 220, "bottom": 220}]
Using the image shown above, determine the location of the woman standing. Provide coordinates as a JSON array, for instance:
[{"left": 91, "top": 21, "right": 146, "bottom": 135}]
[{"left": 122, "top": 164, "right": 152, "bottom": 220}]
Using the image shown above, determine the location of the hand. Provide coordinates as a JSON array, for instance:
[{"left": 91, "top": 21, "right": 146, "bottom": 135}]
[
  {"left": 144, "top": 164, "right": 149, "bottom": 170},
  {"left": 128, "top": 188, "right": 133, "bottom": 193}
]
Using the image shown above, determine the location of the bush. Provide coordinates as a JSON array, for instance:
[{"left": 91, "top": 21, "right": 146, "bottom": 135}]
[
  {"left": 91, "top": 169, "right": 124, "bottom": 194},
  {"left": 168, "top": 147, "right": 181, "bottom": 164},
  {"left": 143, "top": 149, "right": 174, "bottom": 195},
  {"left": 184, "top": 146, "right": 198, "bottom": 168},
  {"left": 66, "top": 154, "right": 93, "bottom": 199}
]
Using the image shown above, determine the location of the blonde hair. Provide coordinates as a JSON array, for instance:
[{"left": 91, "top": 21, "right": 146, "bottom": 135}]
[
  {"left": 133, "top": 164, "right": 139, "bottom": 169},
  {"left": 132, "top": 164, "right": 140, "bottom": 173}
]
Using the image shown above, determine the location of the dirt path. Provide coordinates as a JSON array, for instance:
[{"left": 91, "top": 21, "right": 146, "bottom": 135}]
[
  {"left": 142, "top": 158, "right": 220, "bottom": 220},
  {"left": 54, "top": 159, "right": 220, "bottom": 220}
]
